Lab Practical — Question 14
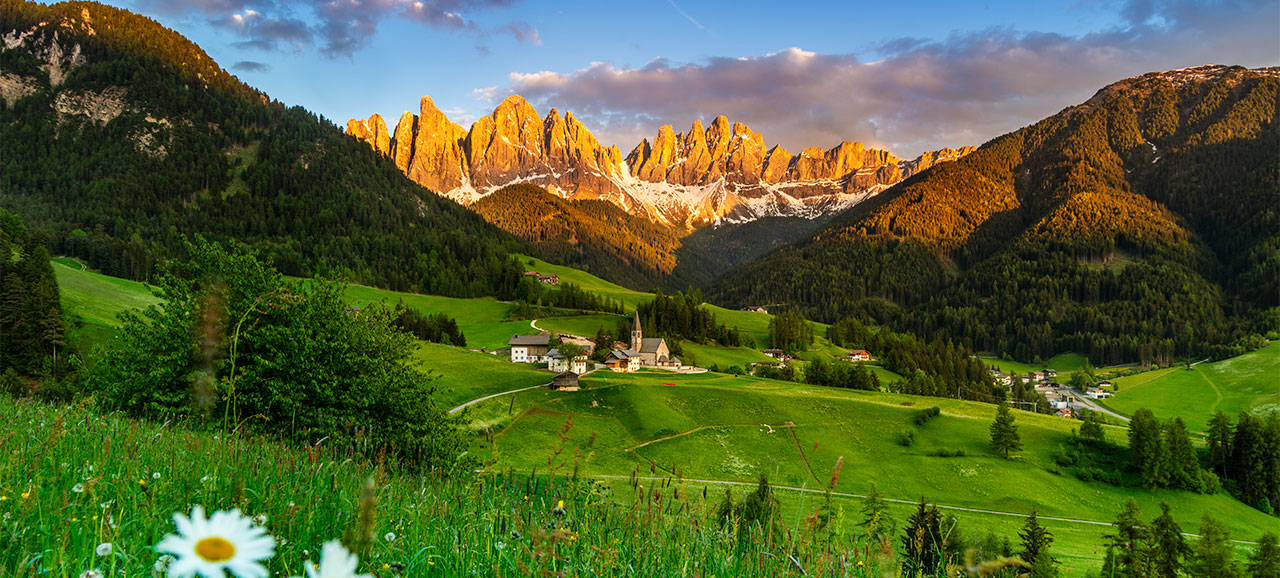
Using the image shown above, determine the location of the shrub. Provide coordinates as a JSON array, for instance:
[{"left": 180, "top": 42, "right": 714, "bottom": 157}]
[
  {"left": 928, "top": 448, "right": 965, "bottom": 457},
  {"left": 897, "top": 430, "right": 915, "bottom": 446},
  {"left": 913, "top": 406, "right": 942, "bottom": 426}
]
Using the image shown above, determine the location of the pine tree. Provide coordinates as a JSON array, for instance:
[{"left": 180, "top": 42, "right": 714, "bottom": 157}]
[
  {"left": 1189, "top": 515, "right": 1242, "bottom": 578},
  {"left": 1248, "top": 532, "right": 1279, "bottom": 578},
  {"left": 1149, "top": 502, "right": 1189, "bottom": 578},
  {"left": 861, "top": 482, "right": 890, "bottom": 540},
  {"left": 1207, "top": 410, "right": 1234, "bottom": 479},
  {"left": 1232, "top": 412, "right": 1267, "bottom": 508},
  {"left": 900, "top": 498, "right": 943, "bottom": 576},
  {"left": 990, "top": 401, "right": 1022, "bottom": 459},
  {"left": 1104, "top": 499, "right": 1149, "bottom": 578},
  {"left": 1080, "top": 412, "right": 1106, "bottom": 444},
  {"left": 1164, "top": 417, "right": 1201, "bottom": 491},
  {"left": 1019, "top": 508, "right": 1056, "bottom": 573}
]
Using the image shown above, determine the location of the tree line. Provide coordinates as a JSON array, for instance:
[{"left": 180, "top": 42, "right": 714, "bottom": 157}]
[{"left": 0, "top": 209, "right": 66, "bottom": 384}]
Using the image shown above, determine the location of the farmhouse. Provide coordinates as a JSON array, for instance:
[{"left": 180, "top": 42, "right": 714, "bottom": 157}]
[
  {"left": 1085, "top": 387, "right": 1112, "bottom": 399},
  {"left": 604, "top": 349, "right": 640, "bottom": 372},
  {"left": 570, "top": 356, "right": 588, "bottom": 374},
  {"left": 546, "top": 349, "right": 568, "bottom": 372},
  {"left": 1044, "top": 369, "right": 1058, "bottom": 379},
  {"left": 1029, "top": 371, "right": 1045, "bottom": 383},
  {"left": 550, "top": 371, "right": 580, "bottom": 391},
  {"left": 743, "top": 306, "right": 769, "bottom": 314},
  {"left": 509, "top": 334, "right": 551, "bottom": 363},
  {"left": 845, "top": 350, "right": 871, "bottom": 362},
  {"left": 761, "top": 349, "right": 787, "bottom": 360},
  {"left": 537, "top": 274, "right": 560, "bottom": 285}
]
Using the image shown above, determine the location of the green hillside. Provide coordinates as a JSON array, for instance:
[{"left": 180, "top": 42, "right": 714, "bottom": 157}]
[
  {"left": 53, "top": 260, "right": 159, "bottom": 353},
  {"left": 1105, "top": 343, "right": 1280, "bottom": 432},
  {"left": 1, "top": 1, "right": 525, "bottom": 298},
  {"left": 465, "top": 369, "right": 1280, "bottom": 575},
  {"left": 474, "top": 184, "right": 682, "bottom": 289}
]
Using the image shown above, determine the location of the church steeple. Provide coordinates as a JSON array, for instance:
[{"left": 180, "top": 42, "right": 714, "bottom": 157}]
[{"left": 631, "top": 310, "right": 642, "bottom": 351}]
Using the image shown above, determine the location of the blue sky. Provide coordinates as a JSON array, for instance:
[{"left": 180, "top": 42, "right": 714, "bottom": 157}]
[{"left": 99, "top": 0, "right": 1278, "bottom": 157}]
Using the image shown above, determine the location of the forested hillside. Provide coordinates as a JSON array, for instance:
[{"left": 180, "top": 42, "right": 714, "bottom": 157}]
[
  {"left": 472, "top": 184, "right": 682, "bottom": 288},
  {"left": 0, "top": 0, "right": 525, "bottom": 298},
  {"left": 713, "top": 65, "right": 1279, "bottom": 365}
]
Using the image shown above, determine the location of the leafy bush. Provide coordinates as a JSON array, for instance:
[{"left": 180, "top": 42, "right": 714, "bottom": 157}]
[
  {"left": 913, "top": 406, "right": 942, "bottom": 426},
  {"left": 897, "top": 430, "right": 915, "bottom": 446},
  {"left": 927, "top": 448, "right": 965, "bottom": 457},
  {"left": 86, "top": 238, "right": 466, "bottom": 471}
]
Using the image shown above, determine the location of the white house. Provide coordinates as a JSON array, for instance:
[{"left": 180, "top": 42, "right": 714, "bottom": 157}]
[
  {"left": 509, "top": 334, "right": 551, "bottom": 363},
  {"left": 546, "top": 348, "right": 568, "bottom": 373},
  {"left": 570, "top": 355, "right": 588, "bottom": 375}
]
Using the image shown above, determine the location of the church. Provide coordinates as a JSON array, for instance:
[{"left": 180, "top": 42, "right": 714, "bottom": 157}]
[{"left": 605, "top": 312, "right": 680, "bottom": 370}]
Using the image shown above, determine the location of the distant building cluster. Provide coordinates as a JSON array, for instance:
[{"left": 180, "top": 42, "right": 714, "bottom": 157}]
[{"left": 522, "top": 271, "right": 560, "bottom": 285}]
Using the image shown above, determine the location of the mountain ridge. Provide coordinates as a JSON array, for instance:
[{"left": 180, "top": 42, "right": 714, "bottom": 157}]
[
  {"left": 711, "top": 64, "right": 1280, "bottom": 366},
  {"left": 347, "top": 95, "right": 974, "bottom": 227}
]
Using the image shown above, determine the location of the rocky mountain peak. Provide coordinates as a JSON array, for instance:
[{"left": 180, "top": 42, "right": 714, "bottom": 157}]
[{"left": 348, "top": 97, "right": 974, "bottom": 225}]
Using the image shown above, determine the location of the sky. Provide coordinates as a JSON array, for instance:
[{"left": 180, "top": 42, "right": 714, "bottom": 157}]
[{"left": 88, "top": 0, "right": 1280, "bottom": 158}]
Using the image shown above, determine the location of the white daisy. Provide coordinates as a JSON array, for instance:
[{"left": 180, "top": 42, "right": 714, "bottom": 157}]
[
  {"left": 72, "top": 483, "right": 85, "bottom": 493},
  {"left": 293, "top": 540, "right": 372, "bottom": 578},
  {"left": 156, "top": 506, "right": 275, "bottom": 578},
  {"left": 95, "top": 543, "right": 113, "bottom": 556},
  {"left": 153, "top": 554, "right": 176, "bottom": 578},
  {"left": 383, "top": 532, "right": 395, "bottom": 542},
  {"left": 79, "top": 570, "right": 103, "bottom": 578}
]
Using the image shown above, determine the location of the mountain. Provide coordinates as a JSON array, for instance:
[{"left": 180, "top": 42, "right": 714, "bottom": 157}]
[
  {"left": 347, "top": 95, "right": 973, "bottom": 226},
  {"left": 712, "top": 65, "right": 1280, "bottom": 366},
  {"left": 0, "top": 0, "right": 525, "bottom": 298}
]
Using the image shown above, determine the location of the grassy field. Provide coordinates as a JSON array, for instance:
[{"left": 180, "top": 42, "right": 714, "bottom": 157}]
[
  {"left": 680, "top": 342, "right": 775, "bottom": 369},
  {"left": 53, "top": 262, "right": 161, "bottom": 355},
  {"left": 536, "top": 314, "right": 627, "bottom": 338},
  {"left": 470, "top": 370, "right": 1279, "bottom": 576},
  {"left": 516, "top": 255, "right": 651, "bottom": 310},
  {"left": 5, "top": 396, "right": 914, "bottom": 578},
  {"left": 411, "top": 342, "right": 552, "bottom": 409},
  {"left": 1104, "top": 343, "right": 1280, "bottom": 432}
]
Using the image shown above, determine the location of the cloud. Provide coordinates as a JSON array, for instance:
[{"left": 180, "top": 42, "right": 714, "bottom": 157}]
[
  {"left": 231, "top": 60, "right": 270, "bottom": 72},
  {"left": 507, "top": 0, "right": 1279, "bottom": 157},
  {"left": 505, "top": 21, "right": 540, "bottom": 45},
  {"left": 128, "top": 0, "right": 534, "bottom": 57}
]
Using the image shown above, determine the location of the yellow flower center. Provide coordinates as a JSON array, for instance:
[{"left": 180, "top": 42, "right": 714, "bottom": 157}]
[{"left": 195, "top": 537, "right": 236, "bottom": 562}]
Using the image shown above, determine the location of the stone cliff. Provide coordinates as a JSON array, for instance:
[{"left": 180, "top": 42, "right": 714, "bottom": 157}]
[{"left": 348, "top": 95, "right": 973, "bottom": 225}]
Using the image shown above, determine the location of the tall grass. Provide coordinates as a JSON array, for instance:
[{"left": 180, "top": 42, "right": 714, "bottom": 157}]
[{"left": 1, "top": 396, "right": 934, "bottom": 578}]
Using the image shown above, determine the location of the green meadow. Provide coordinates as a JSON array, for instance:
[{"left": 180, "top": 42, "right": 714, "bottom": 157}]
[
  {"left": 469, "top": 370, "right": 1279, "bottom": 575},
  {"left": 535, "top": 314, "right": 627, "bottom": 338},
  {"left": 53, "top": 261, "right": 161, "bottom": 354},
  {"left": 46, "top": 258, "right": 1280, "bottom": 578},
  {"left": 1104, "top": 343, "right": 1280, "bottom": 432},
  {"left": 3, "top": 395, "right": 902, "bottom": 578},
  {"left": 516, "top": 255, "right": 651, "bottom": 310}
]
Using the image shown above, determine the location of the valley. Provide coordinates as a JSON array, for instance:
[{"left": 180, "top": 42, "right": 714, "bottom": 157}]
[
  {"left": 48, "top": 254, "right": 1280, "bottom": 576},
  {"left": 2, "top": 2, "right": 1277, "bottom": 577}
]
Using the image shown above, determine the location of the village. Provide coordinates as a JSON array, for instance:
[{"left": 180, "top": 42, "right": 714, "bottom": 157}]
[{"left": 987, "top": 367, "right": 1115, "bottom": 418}]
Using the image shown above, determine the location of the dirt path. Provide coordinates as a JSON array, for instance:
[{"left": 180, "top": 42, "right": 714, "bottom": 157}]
[
  {"left": 785, "top": 425, "right": 822, "bottom": 486},
  {"left": 624, "top": 422, "right": 796, "bottom": 452},
  {"left": 448, "top": 384, "right": 547, "bottom": 414}
]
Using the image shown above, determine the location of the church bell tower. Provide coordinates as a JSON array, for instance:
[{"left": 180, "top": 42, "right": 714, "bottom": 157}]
[{"left": 631, "top": 310, "right": 642, "bottom": 351}]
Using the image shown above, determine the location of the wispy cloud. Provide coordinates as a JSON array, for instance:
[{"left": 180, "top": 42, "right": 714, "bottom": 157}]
[
  {"left": 231, "top": 60, "right": 270, "bottom": 72},
  {"left": 128, "top": 0, "right": 538, "bottom": 57},
  {"left": 508, "top": 0, "right": 1279, "bottom": 157},
  {"left": 666, "top": 0, "right": 703, "bottom": 30}
]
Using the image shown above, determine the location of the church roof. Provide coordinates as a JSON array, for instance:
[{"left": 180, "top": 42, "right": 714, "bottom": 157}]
[{"left": 638, "top": 337, "right": 665, "bottom": 353}]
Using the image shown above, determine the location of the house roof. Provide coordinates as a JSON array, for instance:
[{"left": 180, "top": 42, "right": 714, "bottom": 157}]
[
  {"left": 546, "top": 349, "right": 565, "bottom": 359},
  {"left": 509, "top": 334, "right": 551, "bottom": 346},
  {"left": 638, "top": 337, "right": 665, "bottom": 353}
]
